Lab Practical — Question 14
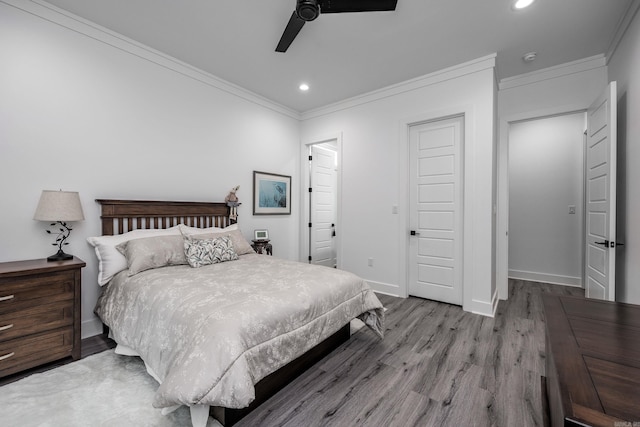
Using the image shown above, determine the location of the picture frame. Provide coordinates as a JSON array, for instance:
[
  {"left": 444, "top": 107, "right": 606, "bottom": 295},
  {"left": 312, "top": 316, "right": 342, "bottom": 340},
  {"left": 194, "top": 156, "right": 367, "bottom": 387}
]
[
  {"left": 254, "top": 229, "right": 269, "bottom": 241},
  {"left": 253, "top": 171, "right": 291, "bottom": 215}
]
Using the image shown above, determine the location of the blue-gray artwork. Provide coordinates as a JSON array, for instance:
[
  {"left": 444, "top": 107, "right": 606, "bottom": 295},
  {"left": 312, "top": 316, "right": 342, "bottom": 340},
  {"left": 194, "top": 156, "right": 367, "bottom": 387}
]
[{"left": 259, "top": 180, "right": 287, "bottom": 208}]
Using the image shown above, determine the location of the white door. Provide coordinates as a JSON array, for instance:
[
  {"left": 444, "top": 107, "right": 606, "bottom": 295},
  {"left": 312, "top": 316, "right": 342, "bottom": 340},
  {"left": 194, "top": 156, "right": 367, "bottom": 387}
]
[
  {"left": 409, "top": 116, "right": 464, "bottom": 305},
  {"left": 310, "top": 145, "right": 337, "bottom": 267},
  {"left": 585, "top": 82, "right": 617, "bottom": 301}
]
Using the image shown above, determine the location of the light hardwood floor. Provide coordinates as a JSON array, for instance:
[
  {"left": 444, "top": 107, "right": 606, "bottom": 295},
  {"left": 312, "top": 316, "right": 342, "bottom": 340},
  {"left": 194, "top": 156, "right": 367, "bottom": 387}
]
[{"left": 237, "top": 280, "right": 584, "bottom": 427}]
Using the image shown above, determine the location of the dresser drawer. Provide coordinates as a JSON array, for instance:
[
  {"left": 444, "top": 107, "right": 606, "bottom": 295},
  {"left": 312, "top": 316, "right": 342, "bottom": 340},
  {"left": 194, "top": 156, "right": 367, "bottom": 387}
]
[
  {"left": 0, "top": 271, "right": 74, "bottom": 315},
  {"left": 0, "top": 300, "right": 73, "bottom": 342},
  {"left": 0, "top": 328, "right": 73, "bottom": 378}
]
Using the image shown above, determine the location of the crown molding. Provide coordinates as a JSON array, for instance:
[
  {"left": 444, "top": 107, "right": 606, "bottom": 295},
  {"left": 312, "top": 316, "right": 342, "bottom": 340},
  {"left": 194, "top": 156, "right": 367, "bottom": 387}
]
[
  {"left": 3, "top": 0, "right": 300, "bottom": 119},
  {"left": 498, "top": 54, "right": 607, "bottom": 91},
  {"left": 606, "top": 0, "right": 640, "bottom": 64},
  {"left": 301, "top": 54, "right": 497, "bottom": 120}
]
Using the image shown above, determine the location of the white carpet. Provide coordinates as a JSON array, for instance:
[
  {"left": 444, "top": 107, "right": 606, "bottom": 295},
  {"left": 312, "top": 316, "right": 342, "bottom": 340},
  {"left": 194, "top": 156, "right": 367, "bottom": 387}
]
[{"left": 0, "top": 350, "right": 221, "bottom": 427}]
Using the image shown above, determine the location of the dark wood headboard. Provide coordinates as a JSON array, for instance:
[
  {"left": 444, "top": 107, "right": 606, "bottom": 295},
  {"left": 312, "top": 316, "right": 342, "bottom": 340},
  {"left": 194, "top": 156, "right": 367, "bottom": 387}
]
[{"left": 96, "top": 199, "right": 232, "bottom": 236}]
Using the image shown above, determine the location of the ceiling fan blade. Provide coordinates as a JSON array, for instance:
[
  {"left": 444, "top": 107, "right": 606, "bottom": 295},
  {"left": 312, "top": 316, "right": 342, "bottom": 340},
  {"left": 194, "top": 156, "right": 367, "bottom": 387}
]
[
  {"left": 319, "top": 0, "right": 397, "bottom": 13},
  {"left": 276, "top": 11, "right": 306, "bottom": 52}
]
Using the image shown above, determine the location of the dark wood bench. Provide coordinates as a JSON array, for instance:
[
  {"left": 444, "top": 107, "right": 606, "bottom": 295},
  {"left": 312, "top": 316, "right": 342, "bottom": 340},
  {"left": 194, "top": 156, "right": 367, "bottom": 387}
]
[{"left": 543, "top": 294, "right": 640, "bottom": 427}]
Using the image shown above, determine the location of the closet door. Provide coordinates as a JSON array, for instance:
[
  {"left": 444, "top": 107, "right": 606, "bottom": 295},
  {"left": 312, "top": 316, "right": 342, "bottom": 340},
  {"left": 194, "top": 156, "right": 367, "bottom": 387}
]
[{"left": 409, "top": 115, "right": 464, "bottom": 305}]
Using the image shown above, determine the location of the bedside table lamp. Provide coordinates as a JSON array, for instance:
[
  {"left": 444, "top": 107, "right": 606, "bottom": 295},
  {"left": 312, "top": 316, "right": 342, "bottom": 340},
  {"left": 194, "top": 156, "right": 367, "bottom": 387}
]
[{"left": 33, "top": 190, "right": 85, "bottom": 261}]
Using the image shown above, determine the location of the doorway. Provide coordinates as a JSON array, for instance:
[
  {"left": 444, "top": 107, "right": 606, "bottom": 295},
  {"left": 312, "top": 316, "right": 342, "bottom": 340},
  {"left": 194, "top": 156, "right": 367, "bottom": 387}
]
[
  {"left": 498, "top": 83, "right": 618, "bottom": 301},
  {"left": 309, "top": 143, "right": 338, "bottom": 267},
  {"left": 301, "top": 137, "right": 341, "bottom": 268},
  {"left": 507, "top": 112, "right": 586, "bottom": 287}
]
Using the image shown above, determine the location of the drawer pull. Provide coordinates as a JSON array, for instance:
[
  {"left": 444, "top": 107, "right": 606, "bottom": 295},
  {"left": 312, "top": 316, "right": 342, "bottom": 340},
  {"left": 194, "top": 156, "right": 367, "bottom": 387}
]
[
  {"left": 0, "top": 324, "right": 13, "bottom": 331},
  {"left": 0, "top": 352, "right": 15, "bottom": 362},
  {"left": 0, "top": 295, "right": 15, "bottom": 302}
]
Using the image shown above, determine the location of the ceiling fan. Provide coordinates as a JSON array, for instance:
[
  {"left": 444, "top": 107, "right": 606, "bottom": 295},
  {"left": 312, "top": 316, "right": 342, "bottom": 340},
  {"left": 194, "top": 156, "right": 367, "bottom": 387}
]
[{"left": 275, "top": 0, "right": 398, "bottom": 52}]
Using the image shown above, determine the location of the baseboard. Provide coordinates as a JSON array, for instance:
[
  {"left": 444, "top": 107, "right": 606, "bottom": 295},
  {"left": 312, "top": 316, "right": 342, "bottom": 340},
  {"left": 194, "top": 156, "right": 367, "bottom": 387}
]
[
  {"left": 508, "top": 269, "right": 582, "bottom": 287},
  {"left": 81, "top": 317, "right": 104, "bottom": 339},
  {"left": 469, "top": 288, "right": 498, "bottom": 317},
  {"left": 366, "top": 280, "right": 401, "bottom": 297}
]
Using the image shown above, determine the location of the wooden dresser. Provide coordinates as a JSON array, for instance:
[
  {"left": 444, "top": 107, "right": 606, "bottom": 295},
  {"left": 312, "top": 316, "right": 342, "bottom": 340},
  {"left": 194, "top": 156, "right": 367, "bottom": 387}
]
[
  {"left": 543, "top": 294, "right": 640, "bottom": 427},
  {"left": 0, "top": 257, "right": 85, "bottom": 378}
]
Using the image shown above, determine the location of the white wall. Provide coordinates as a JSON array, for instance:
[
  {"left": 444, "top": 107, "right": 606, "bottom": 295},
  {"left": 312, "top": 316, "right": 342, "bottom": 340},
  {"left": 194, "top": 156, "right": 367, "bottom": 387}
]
[
  {"left": 301, "top": 56, "right": 498, "bottom": 316},
  {"left": 496, "top": 56, "right": 608, "bottom": 298},
  {"left": 8, "top": 0, "right": 631, "bottom": 342},
  {"left": 608, "top": 7, "right": 640, "bottom": 304},
  {"left": 0, "top": 1, "right": 301, "bottom": 337},
  {"left": 508, "top": 113, "right": 585, "bottom": 286}
]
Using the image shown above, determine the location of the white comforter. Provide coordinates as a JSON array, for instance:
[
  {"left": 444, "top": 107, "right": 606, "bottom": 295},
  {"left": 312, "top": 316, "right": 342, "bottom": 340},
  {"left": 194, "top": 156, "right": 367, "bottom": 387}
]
[{"left": 95, "top": 254, "right": 384, "bottom": 410}]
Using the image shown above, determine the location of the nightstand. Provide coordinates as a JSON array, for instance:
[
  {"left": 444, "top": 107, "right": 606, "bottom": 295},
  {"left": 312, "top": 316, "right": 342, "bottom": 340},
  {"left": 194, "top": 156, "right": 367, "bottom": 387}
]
[
  {"left": 0, "top": 257, "right": 85, "bottom": 378},
  {"left": 251, "top": 239, "right": 273, "bottom": 255}
]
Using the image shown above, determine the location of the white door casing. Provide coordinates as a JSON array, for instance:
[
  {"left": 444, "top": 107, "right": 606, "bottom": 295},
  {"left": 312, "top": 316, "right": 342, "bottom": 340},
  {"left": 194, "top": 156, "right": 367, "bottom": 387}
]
[
  {"left": 310, "top": 145, "right": 337, "bottom": 267},
  {"left": 585, "top": 81, "right": 617, "bottom": 301},
  {"left": 409, "top": 116, "right": 464, "bottom": 305}
]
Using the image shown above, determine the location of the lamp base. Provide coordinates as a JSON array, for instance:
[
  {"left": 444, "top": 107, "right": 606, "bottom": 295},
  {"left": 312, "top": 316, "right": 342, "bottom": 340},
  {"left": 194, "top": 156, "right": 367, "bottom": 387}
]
[{"left": 47, "top": 250, "right": 73, "bottom": 262}]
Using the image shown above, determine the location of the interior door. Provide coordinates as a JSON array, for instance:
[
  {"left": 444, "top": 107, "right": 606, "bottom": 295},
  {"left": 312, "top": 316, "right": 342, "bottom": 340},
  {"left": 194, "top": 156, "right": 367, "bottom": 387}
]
[
  {"left": 409, "top": 116, "right": 463, "bottom": 305},
  {"left": 310, "top": 145, "right": 337, "bottom": 267},
  {"left": 585, "top": 81, "right": 617, "bottom": 301}
]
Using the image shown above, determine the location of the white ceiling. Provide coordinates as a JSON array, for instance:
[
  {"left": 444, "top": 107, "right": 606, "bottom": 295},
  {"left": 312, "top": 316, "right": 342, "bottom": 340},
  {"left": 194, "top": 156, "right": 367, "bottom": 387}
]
[{"left": 42, "top": 0, "right": 636, "bottom": 113}]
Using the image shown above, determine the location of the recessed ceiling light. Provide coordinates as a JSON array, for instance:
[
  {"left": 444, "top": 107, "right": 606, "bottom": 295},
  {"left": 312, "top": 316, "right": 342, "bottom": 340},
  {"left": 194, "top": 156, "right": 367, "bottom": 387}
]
[
  {"left": 523, "top": 51, "right": 537, "bottom": 62},
  {"left": 299, "top": 83, "right": 309, "bottom": 91},
  {"left": 513, "top": 0, "right": 535, "bottom": 9}
]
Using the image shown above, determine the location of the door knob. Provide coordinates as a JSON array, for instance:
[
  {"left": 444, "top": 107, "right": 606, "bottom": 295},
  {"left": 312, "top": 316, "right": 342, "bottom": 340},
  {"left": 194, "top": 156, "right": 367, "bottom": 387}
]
[
  {"left": 594, "top": 240, "right": 610, "bottom": 247},
  {"left": 410, "top": 230, "right": 420, "bottom": 236}
]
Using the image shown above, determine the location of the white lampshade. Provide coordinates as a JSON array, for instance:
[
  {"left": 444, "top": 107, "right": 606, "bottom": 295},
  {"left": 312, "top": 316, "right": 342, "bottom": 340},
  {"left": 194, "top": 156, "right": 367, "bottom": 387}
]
[{"left": 33, "top": 190, "right": 85, "bottom": 222}]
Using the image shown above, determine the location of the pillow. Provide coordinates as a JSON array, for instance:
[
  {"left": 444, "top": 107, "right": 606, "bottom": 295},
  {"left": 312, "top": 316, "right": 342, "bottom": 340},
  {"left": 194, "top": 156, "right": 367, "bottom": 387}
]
[
  {"left": 180, "top": 223, "right": 255, "bottom": 255},
  {"left": 87, "top": 226, "right": 181, "bottom": 286},
  {"left": 184, "top": 235, "right": 238, "bottom": 268},
  {"left": 179, "top": 223, "right": 230, "bottom": 235},
  {"left": 116, "top": 235, "right": 187, "bottom": 276}
]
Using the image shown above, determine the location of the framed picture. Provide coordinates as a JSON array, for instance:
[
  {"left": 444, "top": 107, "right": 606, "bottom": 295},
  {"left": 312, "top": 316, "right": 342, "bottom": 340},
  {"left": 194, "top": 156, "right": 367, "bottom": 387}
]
[
  {"left": 253, "top": 171, "right": 292, "bottom": 215},
  {"left": 254, "top": 229, "right": 269, "bottom": 241}
]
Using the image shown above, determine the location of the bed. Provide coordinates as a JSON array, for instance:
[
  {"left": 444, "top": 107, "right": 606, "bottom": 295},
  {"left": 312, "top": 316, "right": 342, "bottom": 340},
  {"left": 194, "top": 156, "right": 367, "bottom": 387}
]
[{"left": 89, "top": 199, "right": 384, "bottom": 427}]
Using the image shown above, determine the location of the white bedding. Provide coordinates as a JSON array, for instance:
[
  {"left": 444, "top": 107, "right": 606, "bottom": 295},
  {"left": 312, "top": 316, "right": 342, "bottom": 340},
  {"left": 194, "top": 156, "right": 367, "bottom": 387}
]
[{"left": 95, "top": 254, "right": 384, "bottom": 412}]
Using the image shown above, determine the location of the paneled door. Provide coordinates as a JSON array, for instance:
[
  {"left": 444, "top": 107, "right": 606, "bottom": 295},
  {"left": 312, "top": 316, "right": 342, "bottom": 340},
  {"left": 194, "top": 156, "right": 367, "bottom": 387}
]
[
  {"left": 585, "top": 82, "right": 617, "bottom": 301},
  {"left": 310, "top": 145, "right": 337, "bottom": 268},
  {"left": 409, "top": 116, "right": 464, "bottom": 305}
]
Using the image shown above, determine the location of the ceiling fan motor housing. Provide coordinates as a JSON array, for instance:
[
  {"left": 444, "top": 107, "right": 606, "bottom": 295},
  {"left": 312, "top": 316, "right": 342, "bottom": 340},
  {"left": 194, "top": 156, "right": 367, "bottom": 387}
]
[{"left": 296, "top": 0, "right": 320, "bottom": 21}]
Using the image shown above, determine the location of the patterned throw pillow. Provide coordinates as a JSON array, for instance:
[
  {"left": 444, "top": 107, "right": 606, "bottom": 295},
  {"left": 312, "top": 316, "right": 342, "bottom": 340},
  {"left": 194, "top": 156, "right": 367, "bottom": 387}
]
[
  {"left": 179, "top": 224, "right": 255, "bottom": 255},
  {"left": 183, "top": 235, "right": 239, "bottom": 268},
  {"left": 192, "top": 229, "right": 255, "bottom": 255}
]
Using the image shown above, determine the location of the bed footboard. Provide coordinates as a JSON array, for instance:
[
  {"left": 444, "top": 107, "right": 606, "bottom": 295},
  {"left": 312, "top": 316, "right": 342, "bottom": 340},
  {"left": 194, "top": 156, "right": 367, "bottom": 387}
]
[{"left": 211, "top": 323, "right": 350, "bottom": 426}]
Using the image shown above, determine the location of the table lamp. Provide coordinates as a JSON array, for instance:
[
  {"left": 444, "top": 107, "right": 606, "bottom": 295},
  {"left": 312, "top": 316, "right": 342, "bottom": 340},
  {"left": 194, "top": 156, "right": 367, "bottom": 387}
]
[{"left": 33, "top": 190, "right": 85, "bottom": 261}]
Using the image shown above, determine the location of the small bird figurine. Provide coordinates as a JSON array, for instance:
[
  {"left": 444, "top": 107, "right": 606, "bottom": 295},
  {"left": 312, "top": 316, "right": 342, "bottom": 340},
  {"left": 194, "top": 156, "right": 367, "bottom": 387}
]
[{"left": 225, "top": 185, "right": 241, "bottom": 221}]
